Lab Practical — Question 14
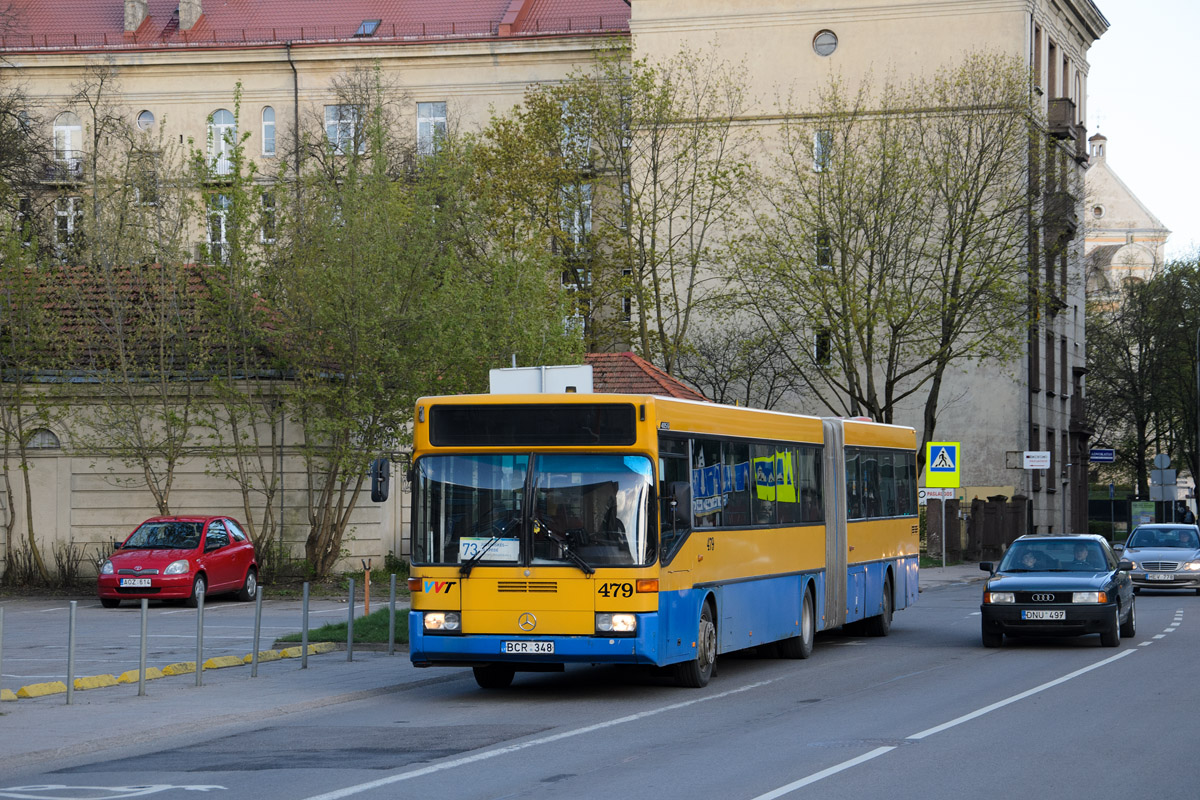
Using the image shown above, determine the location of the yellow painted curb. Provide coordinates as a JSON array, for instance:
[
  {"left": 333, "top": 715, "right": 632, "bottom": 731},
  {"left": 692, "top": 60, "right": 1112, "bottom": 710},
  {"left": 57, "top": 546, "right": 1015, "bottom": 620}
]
[
  {"left": 1, "top": 688, "right": 17, "bottom": 702},
  {"left": 278, "top": 646, "right": 303, "bottom": 659},
  {"left": 204, "top": 655, "right": 244, "bottom": 670},
  {"left": 243, "top": 650, "right": 281, "bottom": 664},
  {"left": 117, "top": 667, "right": 165, "bottom": 684},
  {"left": 17, "top": 681, "right": 67, "bottom": 698},
  {"left": 310, "top": 642, "right": 337, "bottom": 654},
  {"left": 162, "top": 661, "right": 196, "bottom": 676},
  {"left": 74, "top": 674, "right": 119, "bottom": 691}
]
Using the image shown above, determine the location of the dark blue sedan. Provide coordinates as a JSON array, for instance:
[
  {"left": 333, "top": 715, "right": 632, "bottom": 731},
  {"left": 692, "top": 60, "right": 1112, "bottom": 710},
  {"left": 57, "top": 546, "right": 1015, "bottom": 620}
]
[{"left": 979, "top": 534, "right": 1135, "bottom": 648}]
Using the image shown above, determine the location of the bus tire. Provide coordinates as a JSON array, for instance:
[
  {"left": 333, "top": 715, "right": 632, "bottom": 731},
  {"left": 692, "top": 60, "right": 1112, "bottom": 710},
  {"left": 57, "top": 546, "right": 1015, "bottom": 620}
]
[
  {"left": 473, "top": 664, "right": 515, "bottom": 689},
  {"left": 674, "top": 601, "right": 716, "bottom": 688},
  {"left": 778, "top": 588, "right": 815, "bottom": 659},
  {"left": 863, "top": 576, "right": 893, "bottom": 637}
]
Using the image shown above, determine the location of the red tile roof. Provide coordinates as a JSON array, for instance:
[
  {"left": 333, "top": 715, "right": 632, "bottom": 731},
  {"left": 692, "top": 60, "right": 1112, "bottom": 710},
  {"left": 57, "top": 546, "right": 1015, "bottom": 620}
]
[
  {"left": 585, "top": 352, "right": 709, "bottom": 402},
  {"left": 0, "top": 0, "right": 629, "bottom": 52}
]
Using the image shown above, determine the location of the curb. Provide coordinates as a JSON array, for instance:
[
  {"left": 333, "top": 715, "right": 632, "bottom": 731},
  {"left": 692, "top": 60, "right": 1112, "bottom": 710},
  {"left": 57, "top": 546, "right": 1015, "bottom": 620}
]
[{"left": 6, "top": 642, "right": 346, "bottom": 702}]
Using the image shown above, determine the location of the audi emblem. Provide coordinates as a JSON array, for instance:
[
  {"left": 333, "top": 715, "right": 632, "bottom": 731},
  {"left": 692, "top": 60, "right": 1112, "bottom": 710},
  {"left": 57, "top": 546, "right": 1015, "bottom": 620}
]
[
  {"left": 1031, "top": 593, "right": 1056, "bottom": 602},
  {"left": 518, "top": 612, "right": 537, "bottom": 631}
]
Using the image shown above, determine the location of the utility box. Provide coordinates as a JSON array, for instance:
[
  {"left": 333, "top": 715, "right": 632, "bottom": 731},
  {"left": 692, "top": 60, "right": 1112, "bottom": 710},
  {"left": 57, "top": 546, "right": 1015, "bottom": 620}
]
[{"left": 489, "top": 364, "right": 593, "bottom": 394}]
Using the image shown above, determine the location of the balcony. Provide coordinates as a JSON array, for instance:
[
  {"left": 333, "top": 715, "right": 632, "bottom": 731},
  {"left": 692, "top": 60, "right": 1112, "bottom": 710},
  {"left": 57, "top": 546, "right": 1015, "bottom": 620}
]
[
  {"left": 42, "top": 155, "right": 83, "bottom": 183},
  {"left": 1043, "top": 189, "right": 1079, "bottom": 245},
  {"left": 1047, "top": 98, "right": 1089, "bottom": 162}
]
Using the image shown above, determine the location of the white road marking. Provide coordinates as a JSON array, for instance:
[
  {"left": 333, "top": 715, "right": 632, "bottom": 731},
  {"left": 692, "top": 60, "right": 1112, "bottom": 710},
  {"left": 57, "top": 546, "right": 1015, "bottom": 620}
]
[
  {"left": 300, "top": 680, "right": 774, "bottom": 800},
  {"left": 751, "top": 747, "right": 896, "bottom": 799}
]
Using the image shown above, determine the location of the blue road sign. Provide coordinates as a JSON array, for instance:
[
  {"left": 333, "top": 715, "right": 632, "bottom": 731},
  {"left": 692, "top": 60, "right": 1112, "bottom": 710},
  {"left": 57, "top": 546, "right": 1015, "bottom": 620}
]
[{"left": 1090, "top": 448, "right": 1115, "bottom": 463}]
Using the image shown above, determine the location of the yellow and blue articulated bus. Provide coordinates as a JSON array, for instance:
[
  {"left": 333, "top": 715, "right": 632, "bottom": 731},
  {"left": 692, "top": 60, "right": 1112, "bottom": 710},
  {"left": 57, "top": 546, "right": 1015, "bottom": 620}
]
[{"left": 403, "top": 393, "right": 919, "bottom": 688}]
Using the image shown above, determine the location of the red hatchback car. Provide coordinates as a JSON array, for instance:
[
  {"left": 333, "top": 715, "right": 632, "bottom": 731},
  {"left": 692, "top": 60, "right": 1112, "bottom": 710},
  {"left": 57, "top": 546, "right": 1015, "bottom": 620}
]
[{"left": 97, "top": 515, "right": 258, "bottom": 608}]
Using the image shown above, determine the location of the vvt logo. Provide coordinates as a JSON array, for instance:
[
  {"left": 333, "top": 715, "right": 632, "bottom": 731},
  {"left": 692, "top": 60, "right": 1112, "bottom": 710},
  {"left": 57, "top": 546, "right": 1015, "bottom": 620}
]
[{"left": 423, "top": 580, "right": 457, "bottom": 593}]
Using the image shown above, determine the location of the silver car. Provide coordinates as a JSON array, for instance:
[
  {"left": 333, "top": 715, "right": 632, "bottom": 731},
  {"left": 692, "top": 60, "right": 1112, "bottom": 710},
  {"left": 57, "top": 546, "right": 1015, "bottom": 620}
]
[{"left": 1114, "top": 524, "right": 1200, "bottom": 593}]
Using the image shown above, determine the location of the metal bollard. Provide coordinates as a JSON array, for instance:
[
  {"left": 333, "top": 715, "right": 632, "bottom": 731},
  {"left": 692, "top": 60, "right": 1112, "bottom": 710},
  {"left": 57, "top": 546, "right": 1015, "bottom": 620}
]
[
  {"left": 301, "top": 582, "right": 310, "bottom": 669},
  {"left": 66, "top": 601, "right": 77, "bottom": 705},
  {"left": 138, "top": 598, "right": 148, "bottom": 697},
  {"left": 388, "top": 573, "right": 396, "bottom": 656},
  {"left": 346, "top": 577, "right": 355, "bottom": 662},
  {"left": 251, "top": 585, "right": 263, "bottom": 677},
  {"left": 0, "top": 607, "right": 5, "bottom": 697},
  {"left": 195, "top": 590, "right": 205, "bottom": 687}
]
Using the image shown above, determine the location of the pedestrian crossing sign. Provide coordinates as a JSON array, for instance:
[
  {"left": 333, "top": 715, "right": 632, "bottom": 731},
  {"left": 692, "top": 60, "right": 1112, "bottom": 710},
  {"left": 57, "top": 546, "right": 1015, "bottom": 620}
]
[{"left": 925, "top": 441, "right": 960, "bottom": 488}]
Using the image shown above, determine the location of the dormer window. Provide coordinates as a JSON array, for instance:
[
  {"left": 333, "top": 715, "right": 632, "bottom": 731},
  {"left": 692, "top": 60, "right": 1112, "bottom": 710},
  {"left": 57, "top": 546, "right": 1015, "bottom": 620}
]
[{"left": 355, "top": 19, "right": 380, "bottom": 37}]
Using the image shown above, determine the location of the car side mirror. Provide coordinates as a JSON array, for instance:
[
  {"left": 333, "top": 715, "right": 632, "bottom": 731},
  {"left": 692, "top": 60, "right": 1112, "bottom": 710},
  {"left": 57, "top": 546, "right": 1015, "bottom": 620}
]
[
  {"left": 205, "top": 539, "right": 221, "bottom": 553},
  {"left": 1112, "top": 543, "right": 1124, "bottom": 553},
  {"left": 979, "top": 561, "right": 994, "bottom": 575},
  {"left": 1118, "top": 559, "right": 1134, "bottom": 571}
]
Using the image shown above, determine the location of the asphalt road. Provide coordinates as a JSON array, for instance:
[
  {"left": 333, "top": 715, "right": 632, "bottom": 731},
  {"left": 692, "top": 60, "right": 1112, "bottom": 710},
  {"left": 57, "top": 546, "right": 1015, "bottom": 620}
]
[{"left": 2, "top": 580, "right": 1197, "bottom": 800}]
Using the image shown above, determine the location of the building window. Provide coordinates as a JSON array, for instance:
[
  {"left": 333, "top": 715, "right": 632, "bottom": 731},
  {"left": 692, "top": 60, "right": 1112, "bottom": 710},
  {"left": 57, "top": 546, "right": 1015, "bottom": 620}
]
[
  {"left": 17, "top": 197, "right": 33, "bottom": 244},
  {"left": 815, "top": 326, "right": 832, "bottom": 366},
  {"left": 812, "top": 30, "right": 838, "bottom": 56},
  {"left": 260, "top": 191, "right": 276, "bottom": 244},
  {"left": 136, "top": 110, "right": 155, "bottom": 130},
  {"left": 622, "top": 268, "right": 633, "bottom": 322},
  {"left": 1091, "top": 205, "right": 1104, "bottom": 219},
  {"left": 325, "top": 104, "right": 363, "bottom": 155},
  {"left": 133, "top": 153, "right": 159, "bottom": 206},
  {"left": 262, "top": 106, "right": 276, "bottom": 157},
  {"left": 208, "top": 108, "right": 236, "bottom": 176},
  {"left": 355, "top": 19, "right": 380, "bottom": 37},
  {"left": 816, "top": 230, "right": 832, "bottom": 267},
  {"left": 813, "top": 130, "right": 832, "bottom": 172},
  {"left": 28, "top": 429, "right": 61, "bottom": 449},
  {"left": 560, "top": 183, "right": 592, "bottom": 253},
  {"left": 207, "top": 194, "right": 230, "bottom": 263},
  {"left": 53, "top": 111, "right": 82, "bottom": 164},
  {"left": 55, "top": 196, "right": 82, "bottom": 248},
  {"left": 417, "top": 101, "right": 447, "bottom": 156}
]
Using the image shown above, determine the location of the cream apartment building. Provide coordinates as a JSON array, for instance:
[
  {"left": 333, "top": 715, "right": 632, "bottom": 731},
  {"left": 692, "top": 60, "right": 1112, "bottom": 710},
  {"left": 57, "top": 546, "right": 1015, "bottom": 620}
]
[{"left": 1, "top": 0, "right": 1107, "bottom": 575}]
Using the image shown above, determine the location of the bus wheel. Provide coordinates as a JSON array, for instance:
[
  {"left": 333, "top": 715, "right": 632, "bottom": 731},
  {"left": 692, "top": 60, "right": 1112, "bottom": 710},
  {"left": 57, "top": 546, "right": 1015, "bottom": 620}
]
[
  {"left": 473, "top": 664, "right": 515, "bottom": 689},
  {"left": 778, "top": 589, "right": 815, "bottom": 659},
  {"left": 864, "top": 576, "right": 893, "bottom": 637},
  {"left": 675, "top": 602, "right": 716, "bottom": 688}
]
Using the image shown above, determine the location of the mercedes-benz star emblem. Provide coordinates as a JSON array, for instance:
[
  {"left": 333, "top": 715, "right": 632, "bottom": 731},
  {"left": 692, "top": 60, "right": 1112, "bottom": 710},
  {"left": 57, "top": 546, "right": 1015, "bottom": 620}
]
[{"left": 518, "top": 612, "right": 537, "bottom": 632}]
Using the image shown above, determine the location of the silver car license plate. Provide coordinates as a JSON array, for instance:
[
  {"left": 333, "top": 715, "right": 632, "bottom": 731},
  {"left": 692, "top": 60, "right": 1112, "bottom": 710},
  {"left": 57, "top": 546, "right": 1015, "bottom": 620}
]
[
  {"left": 119, "top": 578, "right": 152, "bottom": 588},
  {"left": 1021, "top": 609, "right": 1065, "bottom": 620},
  {"left": 1147, "top": 573, "right": 1175, "bottom": 581}
]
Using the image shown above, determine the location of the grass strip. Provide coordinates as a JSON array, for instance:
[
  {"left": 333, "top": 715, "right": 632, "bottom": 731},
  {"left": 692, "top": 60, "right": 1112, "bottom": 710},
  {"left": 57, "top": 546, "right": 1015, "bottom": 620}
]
[{"left": 277, "top": 606, "right": 409, "bottom": 645}]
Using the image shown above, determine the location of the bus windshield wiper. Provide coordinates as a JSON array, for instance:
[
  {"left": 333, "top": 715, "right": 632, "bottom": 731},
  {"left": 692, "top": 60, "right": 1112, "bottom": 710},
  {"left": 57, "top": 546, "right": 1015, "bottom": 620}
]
[
  {"left": 459, "top": 535, "right": 502, "bottom": 577},
  {"left": 533, "top": 518, "right": 595, "bottom": 574}
]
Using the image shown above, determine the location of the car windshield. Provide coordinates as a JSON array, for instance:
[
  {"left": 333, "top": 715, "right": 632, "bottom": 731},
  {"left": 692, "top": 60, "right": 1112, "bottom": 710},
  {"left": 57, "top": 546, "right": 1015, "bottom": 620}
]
[
  {"left": 1127, "top": 527, "right": 1199, "bottom": 548},
  {"left": 1000, "top": 540, "right": 1107, "bottom": 572},
  {"left": 412, "top": 453, "right": 655, "bottom": 567},
  {"left": 124, "top": 521, "right": 203, "bottom": 549}
]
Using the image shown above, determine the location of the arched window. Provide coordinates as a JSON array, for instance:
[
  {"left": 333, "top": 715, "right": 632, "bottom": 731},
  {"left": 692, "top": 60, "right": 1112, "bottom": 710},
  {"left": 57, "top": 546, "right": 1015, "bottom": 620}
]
[
  {"left": 53, "top": 111, "right": 82, "bottom": 163},
  {"left": 261, "top": 106, "right": 275, "bottom": 157},
  {"left": 28, "top": 428, "right": 61, "bottom": 449},
  {"left": 208, "top": 108, "right": 236, "bottom": 175}
]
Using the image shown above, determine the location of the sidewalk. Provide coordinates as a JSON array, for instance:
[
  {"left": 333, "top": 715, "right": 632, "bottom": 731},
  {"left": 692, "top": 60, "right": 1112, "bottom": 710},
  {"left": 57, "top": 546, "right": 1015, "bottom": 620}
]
[{"left": 919, "top": 560, "right": 988, "bottom": 590}]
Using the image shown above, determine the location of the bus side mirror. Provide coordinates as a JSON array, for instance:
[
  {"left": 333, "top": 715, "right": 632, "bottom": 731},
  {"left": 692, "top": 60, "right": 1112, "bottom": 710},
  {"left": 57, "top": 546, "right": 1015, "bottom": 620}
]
[
  {"left": 370, "top": 457, "right": 390, "bottom": 502},
  {"left": 670, "top": 482, "right": 691, "bottom": 523}
]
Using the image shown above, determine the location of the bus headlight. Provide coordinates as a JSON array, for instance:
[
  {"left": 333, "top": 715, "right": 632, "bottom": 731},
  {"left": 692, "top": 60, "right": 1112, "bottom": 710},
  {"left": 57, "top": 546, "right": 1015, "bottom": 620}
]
[
  {"left": 424, "top": 611, "right": 461, "bottom": 631},
  {"left": 984, "top": 592, "right": 1014, "bottom": 604},
  {"left": 596, "top": 613, "right": 637, "bottom": 633}
]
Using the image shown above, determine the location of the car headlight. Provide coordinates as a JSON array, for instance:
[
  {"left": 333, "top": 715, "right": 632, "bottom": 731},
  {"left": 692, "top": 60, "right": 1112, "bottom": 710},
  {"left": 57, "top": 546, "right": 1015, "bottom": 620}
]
[
  {"left": 163, "top": 559, "right": 190, "bottom": 575},
  {"left": 100, "top": 560, "right": 114, "bottom": 575},
  {"left": 1184, "top": 561, "right": 1200, "bottom": 571},
  {"left": 985, "top": 592, "right": 1015, "bottom": 604},
  {"left": 424, "top": 611, "right": 461, "bottom": 631},
  {"left": 596, "top": 613, "right": 637, "bottom": 633},
  {"left": 1072, "top": 591, "right": 1107, "bottom": 603}
]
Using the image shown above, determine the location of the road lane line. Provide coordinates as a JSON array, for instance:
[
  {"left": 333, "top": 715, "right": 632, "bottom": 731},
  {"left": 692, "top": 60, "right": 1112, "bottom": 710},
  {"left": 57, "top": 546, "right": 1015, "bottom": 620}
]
[
  {"left": 906, "top": 649, "right": 1136, "bottom": 740},
  {"left": 300, "top": 680, "right": 775, "bottom": 800},
  {"left": 754, "top": 648, "right": 1139, "bottom": 798},
  {"left": 749, "top": 747, "right": 896, "bottom": 800}
]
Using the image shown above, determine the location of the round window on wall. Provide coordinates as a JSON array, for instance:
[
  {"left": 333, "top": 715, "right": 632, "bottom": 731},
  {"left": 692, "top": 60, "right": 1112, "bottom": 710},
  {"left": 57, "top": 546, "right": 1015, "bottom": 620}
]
[
  {"left": 137, "top": 110, "right": 155, "bottom": 130},
  {"left": 1091, "top": 205, "right": 1105, "bottom": 219},
  {"left": 813, "top": 30, "right": 838, "bottom": 57}
]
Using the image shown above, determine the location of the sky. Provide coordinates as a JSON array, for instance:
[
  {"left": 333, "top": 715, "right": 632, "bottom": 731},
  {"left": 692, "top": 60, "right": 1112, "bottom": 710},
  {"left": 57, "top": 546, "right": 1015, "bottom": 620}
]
[{"left": 1087, "top": 0, "right": 1199, "bottom": 259}]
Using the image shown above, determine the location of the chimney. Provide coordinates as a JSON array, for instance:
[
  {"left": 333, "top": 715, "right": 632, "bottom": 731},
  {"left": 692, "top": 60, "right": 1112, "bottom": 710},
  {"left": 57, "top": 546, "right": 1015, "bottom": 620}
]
[
  {"left": 179, "top": 0, "right": 202, "bottom": 31},
  {"left": 124, "top": 0, "right": 148, "bottom": 32}
]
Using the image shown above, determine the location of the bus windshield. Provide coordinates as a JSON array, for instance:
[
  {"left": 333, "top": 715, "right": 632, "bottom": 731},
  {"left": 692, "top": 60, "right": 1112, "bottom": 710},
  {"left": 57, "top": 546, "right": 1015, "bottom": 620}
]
[{"left": 412, "top": 453, "right": 655, "bottom": 568}]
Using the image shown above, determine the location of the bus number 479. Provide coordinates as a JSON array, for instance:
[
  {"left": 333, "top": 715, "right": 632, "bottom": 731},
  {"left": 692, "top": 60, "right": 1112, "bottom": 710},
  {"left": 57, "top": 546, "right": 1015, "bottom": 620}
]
[{"left": 597, "top": 582, "right": 633, "bottom": 598}]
